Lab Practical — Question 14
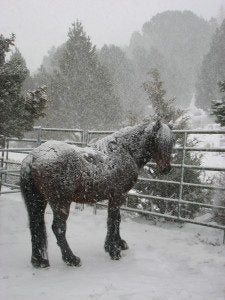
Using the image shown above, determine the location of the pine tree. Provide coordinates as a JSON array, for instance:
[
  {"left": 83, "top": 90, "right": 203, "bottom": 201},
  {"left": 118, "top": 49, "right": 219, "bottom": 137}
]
[
  {"left": 217, "top": 4, "right": 225, "bottom": 25},
  {"left": 132, "top": 69, "right": 207, "bottom": 219},
  {"left": 33, "top": 21, "right": 121, "bottom": 130},
  {"left": 129, "top": 11, "right": 215, "bottom": 107},
  {"left": 195, "top": 20, "right": 225, "bottom": 109},
  {"left": 0, "top": 35, "right": 47, "bottom": 146},
  {"left": 99, "top": 45, "right": 147, "bottom": 125},
  {"left": 142, "top": 69, "right": 187, "bottom": 126},
  {"left": 211, "top": 81, "right": 225, "bottom": 126},
  {"left": 0, "top": 34, "right": 15, "bottom": 67}
]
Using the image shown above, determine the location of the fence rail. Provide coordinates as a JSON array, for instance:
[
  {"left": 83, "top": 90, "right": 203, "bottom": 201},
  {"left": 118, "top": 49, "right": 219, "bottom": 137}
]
[{"left": 0, "top": 126, "right": 225, "bottom": 242}]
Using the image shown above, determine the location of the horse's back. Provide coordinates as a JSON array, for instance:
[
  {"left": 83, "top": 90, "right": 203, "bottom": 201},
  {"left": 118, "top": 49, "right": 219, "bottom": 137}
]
[
  {"left": 20, "top": 141, "right": 110, "bottom": 203},
  {"left": 20, "top": 138, "right": 139, "bottom": 204},
  {"left": 30, "top": 140, "right": 76, "bottom": 163},
  {"left": 20, "top": 141, "right": 83, "bottom": 199}
]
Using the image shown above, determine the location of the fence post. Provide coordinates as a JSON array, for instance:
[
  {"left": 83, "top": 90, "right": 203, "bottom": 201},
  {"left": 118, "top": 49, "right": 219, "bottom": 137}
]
[
  {"left": 37, "top": 126, "right": 42, "bottom": 146},
  {"left": 82, "top": 130, "right": 86, "bottom": 147},
  {"left": 86, "top": 131, "right": 90, "bottom": 146},
  {"left": 178, "top": 132, "right": 187, "bottom": 219},
  {"left": 4, "top": 139, "right": 9, "bottom": 184},
  {"left": 93, "top": 202, "right": 97, "bottom": 214},
  {"left": 0, "top": 137, "right": 5, "bottom": 193}
]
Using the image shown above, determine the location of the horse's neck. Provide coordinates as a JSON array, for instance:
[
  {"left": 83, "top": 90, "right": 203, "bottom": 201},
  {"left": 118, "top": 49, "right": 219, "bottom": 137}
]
[
  {"left": 125, "top": 124, "right": 153, "bottom": 169},
  {"left": 109, "top": 123, "right": 153, "bottom": 169}
]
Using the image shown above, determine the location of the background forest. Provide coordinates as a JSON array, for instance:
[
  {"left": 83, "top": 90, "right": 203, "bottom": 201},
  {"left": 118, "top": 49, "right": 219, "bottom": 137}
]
[{"left": 18, "top": 9, "right": 225, "bottom": 130}]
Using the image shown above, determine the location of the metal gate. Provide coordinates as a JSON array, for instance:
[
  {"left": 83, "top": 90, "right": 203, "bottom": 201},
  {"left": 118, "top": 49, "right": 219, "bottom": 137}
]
[
  {"left": 87, "top": 129, "right": 225, "bottom": 241},
  {"left": 0, "top": 126, "right": 85, "bottom": 193}
]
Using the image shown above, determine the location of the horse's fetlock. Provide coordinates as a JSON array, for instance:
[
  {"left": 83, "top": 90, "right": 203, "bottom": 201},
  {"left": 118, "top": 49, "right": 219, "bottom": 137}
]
[
  {"left": 105, "top": 241, "right": 121, "bottom": 260},
  {"left": 119, "top": 239, "right": 129, "bottom": 250},
  {"left": 104, "top": 242, "right": 110, "bottom": 253},
  {"left": 62, "top": 254, "right": 81, "bottom": 267},
  {"left": 31, "top": 256, "right": 50, "bottom": 268}
]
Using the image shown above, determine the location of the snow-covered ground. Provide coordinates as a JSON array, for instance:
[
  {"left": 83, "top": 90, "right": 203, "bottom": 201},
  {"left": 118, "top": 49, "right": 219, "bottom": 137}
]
[
  {"left": 1, "top": 99, "right": 224, "bottom": 299},
  {"left": 0, "top": 191, "right": 225, "bottom": 300}
]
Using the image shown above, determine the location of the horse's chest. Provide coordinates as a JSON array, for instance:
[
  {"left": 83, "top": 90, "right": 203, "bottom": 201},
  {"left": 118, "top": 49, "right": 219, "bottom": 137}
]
[
  {"left": 105, "top": 157, "right": 138, "bottom": 193},
  {"left": 76, "top": 155, "right": 138, "bottom": 201}
]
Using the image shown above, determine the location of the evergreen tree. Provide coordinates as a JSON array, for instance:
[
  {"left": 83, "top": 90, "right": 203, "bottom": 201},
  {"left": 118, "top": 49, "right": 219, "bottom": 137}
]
[
  {"left": 0, "top": 34, "right": 15, "bottom": 67},
  {"left": 34, "top": 21, "right": 121, "bottom": 130},
  {"left": 99, "top": 45, "right": 147, "bottom": 125},
  {"left": 132, "top": 69, "right": 207, "bottom": 219},
  {"left": 142, "top": 69, "right": 187, "bottom": 126},
  {"left": 211, "top": 81, "right": 225, "bottom": 126},
  {"left": 0, "top": 34, "right": 46, "bottom": 146},
  {"left": 195, "top": 20, "right": 225, "bottom": 109},
  {"left": 217, "top": 4, "right": 225, "bottom": 25},
  {"left": 129, "top": 11, "right": 215, "bottom": 107}
]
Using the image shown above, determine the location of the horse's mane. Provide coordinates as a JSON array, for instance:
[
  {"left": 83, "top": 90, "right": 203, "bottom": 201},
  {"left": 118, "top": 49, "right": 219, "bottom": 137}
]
[{"left": 92, "top": 123, "right": 149, "bottom": 153}]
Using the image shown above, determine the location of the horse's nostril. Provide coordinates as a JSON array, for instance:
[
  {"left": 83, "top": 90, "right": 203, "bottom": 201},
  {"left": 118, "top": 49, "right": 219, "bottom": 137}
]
[
  {"left": 161, "top": 166, "right": 171, "bottom": 174},
  {"left": 161, "top": 167, "right": 166, "bottom": 173}
]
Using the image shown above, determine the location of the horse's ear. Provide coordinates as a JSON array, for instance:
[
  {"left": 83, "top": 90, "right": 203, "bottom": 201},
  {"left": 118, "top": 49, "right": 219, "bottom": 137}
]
[
  {"left": 168, "top": 120, "right": 174, "bottom": 130},
  {"left": 153, "top": 119, "right": 161, "bottom": 133}
]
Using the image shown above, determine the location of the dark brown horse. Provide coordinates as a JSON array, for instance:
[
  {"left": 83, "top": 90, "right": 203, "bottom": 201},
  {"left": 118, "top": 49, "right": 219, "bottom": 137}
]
[{"left": 20, "top": 120, "right": 174, "bottom": 268}]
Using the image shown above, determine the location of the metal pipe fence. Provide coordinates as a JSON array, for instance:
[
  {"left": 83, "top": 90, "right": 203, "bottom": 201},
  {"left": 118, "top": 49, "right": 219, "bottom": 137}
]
[
  {"left": 0, "top": 127, "right": 225, "bottom": 241},
  {"left": 87, "top": 128, "right": 225, "bottom": 242},
  {"left": 0, "top": 126, "right": 85, "bottom": 194}
]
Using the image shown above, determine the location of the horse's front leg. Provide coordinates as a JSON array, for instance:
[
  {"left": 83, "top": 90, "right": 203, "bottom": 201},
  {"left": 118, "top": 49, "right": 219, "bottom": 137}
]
[
  {"left": 105, "top": 197, "right": 128, "bottom": 260},
  {"left": 51, "top": 203, "right": 81, "bottom": 267}
]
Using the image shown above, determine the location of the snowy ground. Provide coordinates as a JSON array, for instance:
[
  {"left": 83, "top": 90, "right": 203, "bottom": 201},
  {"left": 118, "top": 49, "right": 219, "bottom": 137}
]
[
  {"left": 0, "top": 191, "right": 225, "bottom": 300},
  {"left": 1, "top": 103, "right": 225, "bottom": 299}
]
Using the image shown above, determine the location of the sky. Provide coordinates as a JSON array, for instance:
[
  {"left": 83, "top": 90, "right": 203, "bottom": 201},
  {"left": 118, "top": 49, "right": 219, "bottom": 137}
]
[{"left": 1, "top": 0, "right": 224, "bottom": 72}]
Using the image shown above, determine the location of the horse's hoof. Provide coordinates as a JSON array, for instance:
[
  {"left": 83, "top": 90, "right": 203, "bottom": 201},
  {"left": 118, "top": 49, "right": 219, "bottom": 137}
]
[
  {"left": 119, "top": 239, "right": 129, "bottom": 250},
  {"left": 31, "top": 257, "right": 50, "bottom": 268},
  {"left": 110, "top": 250, "right": 121, "bottom": 260},
  {"left": 63, "top": 255, "right": 82, "bottom": 267}
]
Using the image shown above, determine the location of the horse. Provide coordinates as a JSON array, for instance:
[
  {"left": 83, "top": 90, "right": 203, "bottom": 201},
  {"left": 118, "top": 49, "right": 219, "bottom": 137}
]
[{"left": 20, "top": 119, "right": 174, "bottom": 268}]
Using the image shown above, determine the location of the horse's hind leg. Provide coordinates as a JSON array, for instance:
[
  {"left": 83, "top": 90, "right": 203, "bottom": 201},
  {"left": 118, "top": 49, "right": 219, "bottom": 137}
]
[
  {"left": 20, "top": 176, "right": 49, "bottom": 268},
  {"left": 51, "top": 205, "right": 81, "bottom": 267}
]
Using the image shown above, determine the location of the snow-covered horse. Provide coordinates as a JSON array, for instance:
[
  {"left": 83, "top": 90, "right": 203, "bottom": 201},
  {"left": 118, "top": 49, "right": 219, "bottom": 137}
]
[{"left": 20, "top": 120, "right": 174, "bottom": 268}]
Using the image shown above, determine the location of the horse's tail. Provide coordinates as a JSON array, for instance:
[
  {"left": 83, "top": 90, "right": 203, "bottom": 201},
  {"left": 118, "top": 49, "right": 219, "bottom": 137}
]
[{"left": 20, "top": 156, "right": 49, "bottom": 267}]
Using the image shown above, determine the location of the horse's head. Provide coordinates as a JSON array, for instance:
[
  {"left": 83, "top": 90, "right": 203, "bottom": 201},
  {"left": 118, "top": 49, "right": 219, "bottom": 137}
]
[{"left": 151, "top": 120, "right": 175, "bottom": 175}]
